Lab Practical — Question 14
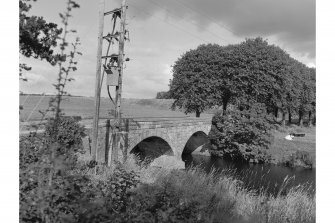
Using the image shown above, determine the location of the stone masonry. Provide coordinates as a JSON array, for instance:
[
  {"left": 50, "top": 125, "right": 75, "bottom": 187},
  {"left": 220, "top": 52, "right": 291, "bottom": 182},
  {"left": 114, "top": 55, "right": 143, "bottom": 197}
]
[{"left": 94, "top": 116, "right": 213, "bottom": 165}]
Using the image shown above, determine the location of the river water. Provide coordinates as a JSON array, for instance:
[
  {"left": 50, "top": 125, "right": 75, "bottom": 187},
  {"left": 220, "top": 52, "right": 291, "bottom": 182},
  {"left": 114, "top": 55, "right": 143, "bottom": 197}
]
[{"left": 182, "top": 153, "right": 315, "bottom": 195}]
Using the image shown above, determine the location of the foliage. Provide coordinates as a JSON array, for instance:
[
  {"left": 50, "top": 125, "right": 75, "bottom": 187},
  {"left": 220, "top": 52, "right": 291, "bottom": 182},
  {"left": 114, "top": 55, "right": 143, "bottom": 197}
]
[
  {"left": 20, "top": 134, "right": 141, "bottom": 223},
  {"left": 209, "top": 103, "right": 273, "bottom": 163},
  {"left": 78, "top": 165, "right": 140, "bottom": 222},
  {"left": 19, "top": 0, "right": 63, "bottom": 71},
  {"left": 226, "top": 38, "right": 293, "bottom": 114},
  {"left": 156, "top": 91, "right": 171, "bottom": 99},
  {"left": 282, "top": 150, "right": 314, "bottom": 169},
  {"left": 112, "top": 167, "right": 315, "bottom": 223},
  {"left": 20, "top": 116, "right": 87, "bottom": 222},
  {"left": 168, "top": 37, "right": 316, "bottom": 122},
  {"left": 19, "top": 1, "right": 84, "bottom": 222},
  {"left": 44, "top": 117, "right": 86, "bottom": 166},
  {"left": 169, "top": 44, "right": 229, "bottom": 116}
]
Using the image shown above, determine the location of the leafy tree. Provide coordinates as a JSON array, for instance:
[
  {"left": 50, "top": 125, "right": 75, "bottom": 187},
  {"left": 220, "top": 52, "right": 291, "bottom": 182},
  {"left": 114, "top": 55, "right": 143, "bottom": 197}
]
[
  {"left": 208, "top": 103, "right": 273, "bottom": 163},
  {"left": 19, "top": 0, "right": 62, "bottom": 66},
  {"left": 285, "top": 58, "right": 303, "bottom": 124},
  {"left": 227, "top": 38, "right": 293, "bottom": 116},
  {"left": 308, "top": 67, "right": 316, "bottom": 125},
  {"left": 169, "top": 44, "right": 232, "bottom": 117},
  {"left": 296, "top": 66, "right": 315, "bottom": 126},
  {"left": 283, "top": 59, "right": 315, "bottom": 126},
  {"left": 156, "top": 91, "right": 170, "bottom": 99}
]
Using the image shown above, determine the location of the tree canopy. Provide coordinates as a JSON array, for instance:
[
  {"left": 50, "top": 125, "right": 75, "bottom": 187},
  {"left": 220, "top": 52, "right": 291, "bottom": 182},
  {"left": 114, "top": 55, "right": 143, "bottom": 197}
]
[
  {"left": 168, "top": 37, "right": 315, "bottom": 122},
  {"left": 20, "top": 0, "right": 62, "bottom": 65},
  {"left": 169, "top": 44, "right": 227, "bottom": 116}
]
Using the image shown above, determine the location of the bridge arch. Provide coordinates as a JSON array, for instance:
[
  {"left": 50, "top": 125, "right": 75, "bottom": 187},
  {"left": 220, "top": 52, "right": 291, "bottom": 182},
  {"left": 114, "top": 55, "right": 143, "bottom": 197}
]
[
  {"left": 182, "top": 131, "right": 212, "bottom": 155},
  {"left": 130, "top": 136, "right": 174, "bottom": 161}
]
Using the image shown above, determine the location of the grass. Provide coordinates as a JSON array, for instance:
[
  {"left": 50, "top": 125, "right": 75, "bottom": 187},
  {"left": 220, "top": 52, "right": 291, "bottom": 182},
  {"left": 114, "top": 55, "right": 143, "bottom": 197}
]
[
  {"left": 269, "top": 125, "right": 316, "bottom": 168},
  {"left": 19, "top": 95, "right": 191, "bottom": 121},
  {"left": 76, "top": 153, "right": 315, "bottom": 222}
]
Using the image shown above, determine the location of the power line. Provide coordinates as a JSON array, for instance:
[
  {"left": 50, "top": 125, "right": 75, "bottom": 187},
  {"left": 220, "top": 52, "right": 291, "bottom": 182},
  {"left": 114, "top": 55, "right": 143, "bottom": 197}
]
[
  {"left": 171, "top": 0, "right": 234, "bottom": 34},
  {"left": 143, "top": 0, "right": 228, "bottom": 44},
  {"left": 128, "top": 3, "right": 210, "bottom": 44}
]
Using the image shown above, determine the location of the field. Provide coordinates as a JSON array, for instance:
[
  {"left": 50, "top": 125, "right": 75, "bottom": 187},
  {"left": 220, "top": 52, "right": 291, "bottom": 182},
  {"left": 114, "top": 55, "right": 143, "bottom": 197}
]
[
  {"left": 20, "top": 95, "right": 315, "bottom": 167},
  {"left": 19, "top": 95, "right": 207, "bottom": 121},
  {"left": 269, "top": 125, "right": 316, "bottom": 167}
]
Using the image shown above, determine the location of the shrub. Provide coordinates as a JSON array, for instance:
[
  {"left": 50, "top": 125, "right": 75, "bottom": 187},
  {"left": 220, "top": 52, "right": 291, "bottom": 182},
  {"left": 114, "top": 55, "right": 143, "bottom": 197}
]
[
  {"left": 20, "top": 116, "right": 87, "bottom": 222},
  {"left": 44, "top": 116, "right": 86, "bottom": 151},
  {"left": 282, "top": 150, "right": 314, "bottom": 169},
  {"left": 209, "top": 103, "right": 273, "bottom": 163},
  {"left": 77, "top": 165, "right": 140, "bottom": 222}
]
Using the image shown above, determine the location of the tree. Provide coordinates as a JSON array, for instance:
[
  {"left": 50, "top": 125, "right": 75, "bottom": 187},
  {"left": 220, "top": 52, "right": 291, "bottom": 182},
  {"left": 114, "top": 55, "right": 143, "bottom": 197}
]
[
  {"left": 169, "top": 44, "right": 233, "bottom": 117},
  {"left": 296, "top": 66, "right": 315, "bottom": 126},
  {"left": 156, "top": 91, "right": 170, "bottom": 99},
  {"left": 208, "top": 103, "right": 273, "bottom": 163},
  {"left": 227, "top": 38, "right": 293, "bottom": 117},
  {"left": 308, "top": 67, "right": 316, "bottom": 125},
  {"left": 19, "top": 0, "right": 63, "bottom": 77}
]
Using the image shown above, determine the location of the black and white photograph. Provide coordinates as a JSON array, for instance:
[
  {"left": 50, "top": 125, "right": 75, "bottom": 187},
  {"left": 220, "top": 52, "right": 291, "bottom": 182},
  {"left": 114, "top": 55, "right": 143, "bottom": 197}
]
[{"left": 3, "top": 0, "right": 333, "bottom": 222}]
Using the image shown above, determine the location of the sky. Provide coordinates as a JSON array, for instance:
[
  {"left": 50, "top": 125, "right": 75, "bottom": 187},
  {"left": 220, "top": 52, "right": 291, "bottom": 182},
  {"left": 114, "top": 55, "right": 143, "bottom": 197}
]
[{"left": 20, "top": 0, "right": 316, "bottom": 98}]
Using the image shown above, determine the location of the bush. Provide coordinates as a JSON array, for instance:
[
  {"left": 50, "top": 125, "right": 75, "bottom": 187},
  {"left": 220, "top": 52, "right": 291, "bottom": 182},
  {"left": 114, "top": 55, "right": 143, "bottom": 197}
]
[
  {"left": 282, "top": 150, "right": 314, "bottom": 169},
  {"left": 209, "top": 103, "right": 273, "bottom": 163},
  {"left": 44, "top": 116, "right": 86, "bottom": 151},
  {"left": 20, "top": 116, "right": 87, "bottom": 222}
]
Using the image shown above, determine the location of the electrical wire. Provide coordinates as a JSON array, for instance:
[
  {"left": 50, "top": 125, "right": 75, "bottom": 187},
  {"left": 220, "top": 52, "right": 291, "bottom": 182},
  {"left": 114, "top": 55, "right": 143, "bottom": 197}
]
[
  {"left": 128, "top": 3, "right": 209, "bottom": 44},
  {"left": 23, "top": 93, "right": 46, "bottom": 124},
  {"left": 20, "top": 94, "right": 30, "bottom": 108},
  {"left": 171, "top": 0, "right": 234, "bottom": 34},
  {"left": 144, "top": 0, "right": 228, "bottom": 44}
]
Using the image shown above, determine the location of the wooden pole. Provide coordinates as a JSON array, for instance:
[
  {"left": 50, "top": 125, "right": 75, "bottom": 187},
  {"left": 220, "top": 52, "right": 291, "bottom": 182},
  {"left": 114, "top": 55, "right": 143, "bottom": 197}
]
[
  {"left": 92, "top": 0, "right": 105, "bottom": 163},
  {"left": 114, "top": 0, "right": 127, "bottom": 162}
]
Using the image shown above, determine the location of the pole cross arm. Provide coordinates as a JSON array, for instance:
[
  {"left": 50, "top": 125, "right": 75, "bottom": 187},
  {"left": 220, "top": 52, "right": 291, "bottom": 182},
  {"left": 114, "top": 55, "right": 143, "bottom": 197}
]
[
  {"left": 102, "top": 54, "right": 119, "bottom": 59},
  {"left": 103, "top": 32, "right": 120, "bottom": 42},
  {"left": 104, "top": 8, "right": 121, "bottom": 17}
]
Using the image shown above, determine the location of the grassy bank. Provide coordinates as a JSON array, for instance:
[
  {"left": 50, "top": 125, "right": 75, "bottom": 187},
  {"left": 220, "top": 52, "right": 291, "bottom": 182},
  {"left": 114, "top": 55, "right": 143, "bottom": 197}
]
[
  {"left": 269, "top": 125, "right": 316, "bottom": 168},
  {"left": 20, "top": 129, "right": 315, "bottom": 222},
  {"left": 76, "top": 153, "right": 315, "bottom": 223}
]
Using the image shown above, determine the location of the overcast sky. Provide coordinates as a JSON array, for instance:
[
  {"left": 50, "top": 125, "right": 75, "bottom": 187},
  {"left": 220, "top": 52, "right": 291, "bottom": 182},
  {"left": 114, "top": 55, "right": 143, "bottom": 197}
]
[{"left": 20, "top": 0, "right": 316, "bottom": 98}]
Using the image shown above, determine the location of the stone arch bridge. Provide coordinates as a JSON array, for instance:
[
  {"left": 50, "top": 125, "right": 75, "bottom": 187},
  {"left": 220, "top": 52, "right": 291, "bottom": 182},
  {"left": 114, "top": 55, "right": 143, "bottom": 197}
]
[{"left": 93, "top": 116, "right": 213, "bottom": 165}]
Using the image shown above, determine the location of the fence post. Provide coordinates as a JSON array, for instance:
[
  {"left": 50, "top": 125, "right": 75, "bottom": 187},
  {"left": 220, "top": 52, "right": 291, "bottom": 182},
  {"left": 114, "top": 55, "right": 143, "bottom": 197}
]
[{"left": 105, "top": 119, "right": 110, "bottom": 164}]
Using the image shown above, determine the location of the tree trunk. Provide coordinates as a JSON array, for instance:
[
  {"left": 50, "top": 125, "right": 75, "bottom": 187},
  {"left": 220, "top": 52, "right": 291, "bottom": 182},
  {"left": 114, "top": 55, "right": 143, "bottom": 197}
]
[
  {"left": 288, "top": 109, "right": 292, "bottom": 125},
  {"left": 196, "top": 109, "right": 200, "bottom": 118},
  {"left": 275, "top": 107, "right": 279, "bottom": 121},
  {"left": 222, "top": 97, "right": 229, "bottom": 114},
  {"left": 281, "top": 111, "right": 286, "bottom": 127},
  {"left": 299, "top": 111, "right": 304, "bottom": 126},
  {"left": 308, "top": 111, "right": 312, "bottom": 126}
]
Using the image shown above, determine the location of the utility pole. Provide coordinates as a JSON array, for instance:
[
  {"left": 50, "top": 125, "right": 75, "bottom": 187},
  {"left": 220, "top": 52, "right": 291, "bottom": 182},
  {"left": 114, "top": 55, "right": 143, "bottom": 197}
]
[
  {"left": 92, "top": 0, "right": 128, "bottom": 165},
  {"left": 113, "top": 0, "right": 127, "bottom": 162},
  {"left": 92, "top": 0, "right": 105, "bottom": 162}
]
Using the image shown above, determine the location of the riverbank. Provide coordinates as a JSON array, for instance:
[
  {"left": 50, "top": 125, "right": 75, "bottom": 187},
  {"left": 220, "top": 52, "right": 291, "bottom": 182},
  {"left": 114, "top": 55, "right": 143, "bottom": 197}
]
[
  {"left": 79, "top": 154, "right": 315, "bottom": 222},
  {"left": 269, "top": 125, "right": 316, "bottom": 168}
]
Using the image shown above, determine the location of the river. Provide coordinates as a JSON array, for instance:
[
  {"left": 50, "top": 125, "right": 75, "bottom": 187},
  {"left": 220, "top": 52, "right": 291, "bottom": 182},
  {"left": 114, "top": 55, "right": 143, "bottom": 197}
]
[{"left": 182, "top": 153, "right": 315, "bottom": 195}]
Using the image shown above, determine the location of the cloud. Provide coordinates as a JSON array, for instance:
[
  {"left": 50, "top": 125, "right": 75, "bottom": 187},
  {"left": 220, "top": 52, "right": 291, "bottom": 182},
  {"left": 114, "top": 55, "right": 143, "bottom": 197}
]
[{"left": 126, "top": 0, "right": 315, "bottom": 59}]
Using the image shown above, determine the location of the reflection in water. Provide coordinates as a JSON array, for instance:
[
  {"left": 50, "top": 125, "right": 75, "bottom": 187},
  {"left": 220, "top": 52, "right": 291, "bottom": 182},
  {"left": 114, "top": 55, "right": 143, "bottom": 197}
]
[{"left": 182, "top": 153, "right": 315, "bottom": 195}]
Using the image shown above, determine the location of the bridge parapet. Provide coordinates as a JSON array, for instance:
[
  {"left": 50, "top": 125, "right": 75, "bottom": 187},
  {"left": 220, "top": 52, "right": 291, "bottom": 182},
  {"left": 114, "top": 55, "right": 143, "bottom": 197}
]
[{"left": 117, "top": 116, "right": 212, "bottom": 131}]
